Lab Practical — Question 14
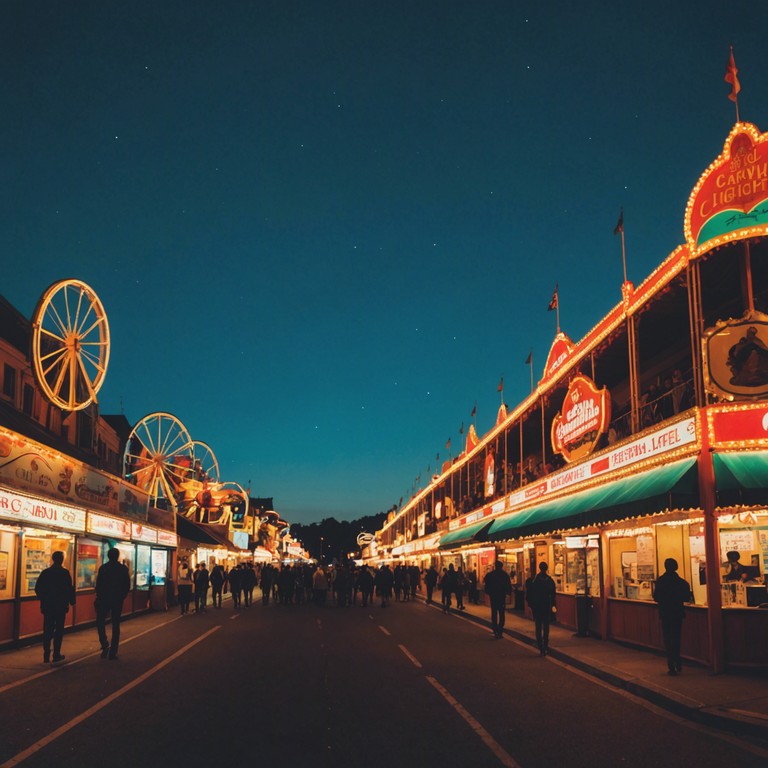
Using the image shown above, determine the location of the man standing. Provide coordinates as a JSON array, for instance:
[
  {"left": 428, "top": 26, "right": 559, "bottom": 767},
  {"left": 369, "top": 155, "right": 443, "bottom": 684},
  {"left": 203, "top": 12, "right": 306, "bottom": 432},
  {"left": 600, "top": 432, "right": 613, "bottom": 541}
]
[
  {"left": 35, "top": 550, "right": 75, "bottom": 664},
  {"left": 484, "top": 561, "right": 512, "bottom": 639},
  {"left": 424, "top": 565, "right": 438, "bottom": 605},
  {"left": 194, "top": 561, "right": 210, "bottom": 612},
  {"left": 176, "top": 559, "right": 193, "bottom": 615},
  {"left": 653, "top": 558, "right": 693, "bottom": 675},
  {"left": 95, "top": 548, "right": 131, "bottom": 660},
  {"left": 526, "top": 562, "right": 557, "bottom": 656}
]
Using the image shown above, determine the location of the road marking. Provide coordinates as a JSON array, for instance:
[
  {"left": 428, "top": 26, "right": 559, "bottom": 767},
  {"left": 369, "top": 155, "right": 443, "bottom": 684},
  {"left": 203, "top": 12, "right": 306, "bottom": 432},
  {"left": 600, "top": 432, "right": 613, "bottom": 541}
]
[
  {"left": 229, "top": 614, "right": 240, "bottom": 620},
  {"left": 378, "top": 625, "right": 391, "bottom": 636},
  {"left": 317, "top": 619, "right": 323, "bottom": 630},
  {"left": 426, "top": 675, "right": 521, "bottom": 768},
  {"left": 2, "top": 626, "right": 221, "bottom": 767},
  {"left": 0, "top": 615, "right": 182, "bottom": 695},
  {"left": 398, "top": 644, "right": 422, "bottom": 668}
]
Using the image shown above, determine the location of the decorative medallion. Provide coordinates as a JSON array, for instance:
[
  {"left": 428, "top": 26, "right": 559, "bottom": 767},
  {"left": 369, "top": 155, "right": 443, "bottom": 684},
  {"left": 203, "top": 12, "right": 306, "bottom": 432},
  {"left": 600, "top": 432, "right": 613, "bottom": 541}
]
[{"left": 551, "top": 375, "right": 611, "bottom": 462}]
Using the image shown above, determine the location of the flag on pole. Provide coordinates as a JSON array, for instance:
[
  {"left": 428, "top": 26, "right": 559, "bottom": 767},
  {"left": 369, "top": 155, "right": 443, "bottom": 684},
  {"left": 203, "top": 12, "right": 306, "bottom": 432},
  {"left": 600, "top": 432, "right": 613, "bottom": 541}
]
[
  {"left": 470, "top": 403, "right": 477, "bottom": 418},
  {"left": 524, "top": 351, "right": 532, "bottom": 365},
  {"left": 725, "top": 45, "right": 741, "bottom": 103},
  {"left": 459, "top": 422, "right": 464, "bottom": 435},
  {"left": 614, "top": 209, "right": 624, "bottom": 235},
  {"left": 446, "top": 437, "right": 451, "bottom": 451},
  {"left": 497, "top": 376, "right": 504, "bottom": 393},
  {"left": 547, "top": 284, "right": 558, "bottom": 311}
]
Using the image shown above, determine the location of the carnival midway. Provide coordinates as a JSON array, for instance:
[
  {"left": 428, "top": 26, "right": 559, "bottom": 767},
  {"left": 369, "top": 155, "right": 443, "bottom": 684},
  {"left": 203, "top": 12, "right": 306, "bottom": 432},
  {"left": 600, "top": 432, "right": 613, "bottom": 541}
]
[
  {"left": 0, "top": 278, "right": 310, "bottom": 646},
  {"left": 363, "top": 50, "right": 768, "bottom": 673}
]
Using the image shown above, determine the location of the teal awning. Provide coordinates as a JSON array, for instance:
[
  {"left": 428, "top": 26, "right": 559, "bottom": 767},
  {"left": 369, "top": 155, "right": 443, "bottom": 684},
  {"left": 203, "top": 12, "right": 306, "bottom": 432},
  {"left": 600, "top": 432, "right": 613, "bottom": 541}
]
[
  {"left": 438, "top": 518, "right": 493, "bottom": 550},
  {"left": 713, "top": 451, "right": 768, "bottom": 490},
  {"left": 487, "top": 457, "right": 697, "bottom": 541}
]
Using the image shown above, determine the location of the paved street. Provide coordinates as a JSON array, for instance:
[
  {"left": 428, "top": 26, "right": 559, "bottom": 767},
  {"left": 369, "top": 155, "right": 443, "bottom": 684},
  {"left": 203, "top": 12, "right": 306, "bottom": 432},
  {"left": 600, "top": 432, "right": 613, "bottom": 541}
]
[{"left": 2, "top": 597, "right": 768, "bottom": 768}]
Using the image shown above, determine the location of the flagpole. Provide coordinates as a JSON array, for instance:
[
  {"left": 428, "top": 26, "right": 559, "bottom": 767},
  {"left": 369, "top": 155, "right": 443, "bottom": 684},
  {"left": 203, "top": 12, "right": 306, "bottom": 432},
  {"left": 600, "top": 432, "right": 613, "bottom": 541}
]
[
  {"left": 529, "top": 352, "right": 534, "bottom": 393},
  {"left": 556, "top": 298, "right": 560, "bottom": 334}
]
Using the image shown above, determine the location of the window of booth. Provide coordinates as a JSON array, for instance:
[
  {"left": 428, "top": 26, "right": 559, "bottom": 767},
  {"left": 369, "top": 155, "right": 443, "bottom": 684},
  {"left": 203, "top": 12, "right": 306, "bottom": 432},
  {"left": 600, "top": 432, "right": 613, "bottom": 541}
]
[
  {"left": 0, "top": 526, "right": 18, "bottom": 599},
  {"left": 21, "top": 530, "right": 74, "bottom": 596},
  {"left": 718, "top": 511, "right": 768, "bottom": 608},
  {"left": 150, "top": 549, "right": 167, "bottom": 586},
  {"left": 607, "top": 519, "right": 701, "bottom": 603},
  {"left": 76, "top": 538, "right": 103, "bottom": 590},
  {"left": 104, "top": 542, "right": 134, "bottom": 586},
  {"left": 135, "top": 545, "right": 151, "bottom": 589}
]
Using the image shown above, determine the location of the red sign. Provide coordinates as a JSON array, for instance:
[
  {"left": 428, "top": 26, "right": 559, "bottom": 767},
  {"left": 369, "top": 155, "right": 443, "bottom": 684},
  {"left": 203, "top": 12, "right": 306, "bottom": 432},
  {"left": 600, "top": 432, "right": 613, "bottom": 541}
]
[
  {"left": 551, "top": 376, "right": 611, "bottom": 462},
  {"left": 543, "top": 333, "right": 575, "bottom": 381},
  {"left": 710, "top": 405, "right": 768, "bottom": 447}
]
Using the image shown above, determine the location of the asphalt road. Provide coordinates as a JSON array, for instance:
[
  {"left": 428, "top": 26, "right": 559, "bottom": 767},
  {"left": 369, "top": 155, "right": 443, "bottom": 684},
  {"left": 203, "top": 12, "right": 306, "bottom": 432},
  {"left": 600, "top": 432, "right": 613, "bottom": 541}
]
[{"left": 2, "top": 596, "right": 767, "bottom": 768}]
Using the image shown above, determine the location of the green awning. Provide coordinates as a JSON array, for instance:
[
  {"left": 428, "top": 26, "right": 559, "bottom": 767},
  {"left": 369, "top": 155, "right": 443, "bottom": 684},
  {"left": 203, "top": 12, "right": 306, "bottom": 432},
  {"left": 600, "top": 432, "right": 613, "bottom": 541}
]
[
  {"left": 438, "top": 518, "right": 493, "bottom": 550},
  {"left": 713, "top": 451, "right": 768, "bottom": 490},
  {"left": 487, "top": 457, "right": 697, "bottom": 541}
]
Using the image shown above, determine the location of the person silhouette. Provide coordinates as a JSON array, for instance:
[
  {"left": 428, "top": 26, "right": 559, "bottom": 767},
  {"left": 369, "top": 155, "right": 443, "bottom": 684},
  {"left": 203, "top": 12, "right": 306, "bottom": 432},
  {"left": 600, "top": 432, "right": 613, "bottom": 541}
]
[
  {"left": 95, "top": 548, "right": 131, "bottom": 660},
  {"left": 35, "top": 550, "right": 75, "bottom": 664}
]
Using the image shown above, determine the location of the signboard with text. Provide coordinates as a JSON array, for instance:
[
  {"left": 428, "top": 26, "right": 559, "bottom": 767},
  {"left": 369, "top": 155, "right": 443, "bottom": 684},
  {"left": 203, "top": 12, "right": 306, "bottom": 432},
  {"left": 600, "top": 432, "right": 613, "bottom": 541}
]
[
  {"left": 551, "top": 375, "right": 611, "bottom": 462},
  {"left": 0, "top": 486, "right": 86, "bottom": 532}
]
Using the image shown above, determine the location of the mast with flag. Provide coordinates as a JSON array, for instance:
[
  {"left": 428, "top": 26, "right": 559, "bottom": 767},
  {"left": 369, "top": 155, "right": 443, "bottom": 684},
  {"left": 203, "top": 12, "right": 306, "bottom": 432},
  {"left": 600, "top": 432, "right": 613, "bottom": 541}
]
[
  {"left": 725, "top": 44, "right": 741, "bottom": 122},
  {"left": 525, "top": 350, "right": 533, "bottom": 393},
  {"left": 470, "top": 402, "right": 477, "bottom": 425},
  {"left": 547, "top": 283, "right": 560, "bottom": 333},
  {"left": 497, "top": 375, "right": 504, "bottom": 405},
  {"left": 615, "top": 208, "right": 627, "bottom": 284}
]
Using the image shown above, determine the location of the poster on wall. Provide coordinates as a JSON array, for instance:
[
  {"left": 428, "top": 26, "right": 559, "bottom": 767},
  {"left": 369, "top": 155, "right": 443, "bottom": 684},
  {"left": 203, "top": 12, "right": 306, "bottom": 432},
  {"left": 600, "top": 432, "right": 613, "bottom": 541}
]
[
  {"left": 24, "top": 539, "right": 50, "bottom": 593},
  {"left": 0, "top": 550, "right": 7, "bottom": 590},
  {"left": 76, "top": 543, "right": 99, "bottom": 589},
  {"left": 636, "top": 534, "right": 655, "bottom": 581}
]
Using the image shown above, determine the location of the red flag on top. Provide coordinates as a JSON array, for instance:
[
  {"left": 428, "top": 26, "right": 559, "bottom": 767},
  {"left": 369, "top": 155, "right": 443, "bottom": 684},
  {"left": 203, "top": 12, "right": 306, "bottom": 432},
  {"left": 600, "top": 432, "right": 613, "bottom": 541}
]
[
  {"left": 725, "top": 45, "right": 741, "bottom": 103},
  {"left": 614, "top": 209, "right": 624, "bottom": 235},
  {"left": 497, "top": 376, "right": 504, "bottom": 393},
  {"left": 547, "top": 284, "right": 558, "bottom": 311}
]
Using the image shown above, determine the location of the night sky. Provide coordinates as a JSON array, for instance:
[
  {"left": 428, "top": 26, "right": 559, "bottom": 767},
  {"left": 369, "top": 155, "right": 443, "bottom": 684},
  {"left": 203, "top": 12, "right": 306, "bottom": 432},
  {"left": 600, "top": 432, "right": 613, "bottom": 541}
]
[{"left": 4, "top": 2, "right": 768, "bottom": 525}]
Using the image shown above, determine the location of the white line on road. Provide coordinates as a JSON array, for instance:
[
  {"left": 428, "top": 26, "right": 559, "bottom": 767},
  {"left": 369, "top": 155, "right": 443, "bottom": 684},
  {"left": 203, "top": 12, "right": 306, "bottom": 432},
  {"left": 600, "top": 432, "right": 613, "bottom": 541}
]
[
  {"left": 0, "top": 615, "right": 183, "bottom": 696},
  {"left": 398, "top": 644, "right": 422, "bottom": 668},
  {"left": 229, "top": 613, "right": 240, "bottom": 620},
  {"left": 2, "top": 626, "right": 221, "bottom": 767},
  {"left": 426, "top": 675, "right": 521, "bottom": 768},
  {"left": 378, "top": 625, "right": 391, "bottom": 636}
]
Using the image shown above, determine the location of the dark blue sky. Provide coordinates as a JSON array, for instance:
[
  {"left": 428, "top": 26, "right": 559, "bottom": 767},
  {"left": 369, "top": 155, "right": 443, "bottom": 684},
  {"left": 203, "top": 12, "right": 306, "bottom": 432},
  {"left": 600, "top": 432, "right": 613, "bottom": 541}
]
[{"left": 3, "top": 2, "right": 768, "bottom": 524}]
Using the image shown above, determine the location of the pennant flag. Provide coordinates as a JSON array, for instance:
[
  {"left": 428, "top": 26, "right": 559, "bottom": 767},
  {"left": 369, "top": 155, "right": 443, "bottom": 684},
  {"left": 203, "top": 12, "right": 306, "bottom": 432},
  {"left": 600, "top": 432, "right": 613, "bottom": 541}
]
[
  {"left": 614, "top": 208, "right": 624, "bottom": 235},
  {"left": 497, "top": 376, "right": 504, "bottom": 392},
  {"left": 446, "top": 437, "right": 451, "bottom": 451},
  {"left": 524, "top": 351, "right": 532, "bottom": 365},
  {"left": 459, "top": 421, "right": 464, "bottom": 435},
  {"left": 725, "top": 45, "right": 741, "bottom": 103},
  {"left": 436, "top": 452, "right": 439, "bottom": 463},
  {"left": 399, "top": 496, "right": 403, "bottom": 506},
  {"left": 470, "top": 403, "right": 477, "bottom": 418},
  {"left": 547, "top": 284, "right": 558, "bottom": 311}
]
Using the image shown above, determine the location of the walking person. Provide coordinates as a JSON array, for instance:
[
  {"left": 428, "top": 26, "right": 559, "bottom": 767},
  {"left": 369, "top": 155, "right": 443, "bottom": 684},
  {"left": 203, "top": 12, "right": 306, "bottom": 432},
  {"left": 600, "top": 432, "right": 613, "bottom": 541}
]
[
  {"left": 229, "top": 564, "right": 242, "bottom": 608},
  {"left": 455, "top": 567, "right": 466, "bottom": 610},
  {"left": 374, "top": 564, "right": 394, "bottom": 608},
  {"left": 176, "top": 558, "right": 193, "bottom": 615},
  {"left": 357, "top": 565, "right": 374, "bottom": 607},
  {"left": 194, "top": 561, "right": 210, "bottom": 612},
  {"left": 95, "top": 548, "right": 131, "bottom": 660},
  {"left": 210, "top": 561, "right": 225, "bottom": 608},
  {"left": 441, "top": 564, "right": 458, "bottom": 613},
  {"left": 653, "top": 558, "right": 693, "bottom": 676},
  {"left": 424, "top": 565, "right": 438, "bottom": 605},
  {"left": 242, "top": 563, "right": 256, "bottom": 607},
  {"left": 484, "top": 561, "right": 512, "bottom": 639},
  {"left": 525, "top": 562, "right": 556, "bottom": 656},
  {"left": 34, "top": 550, "right": 75, "bottom": 664}
]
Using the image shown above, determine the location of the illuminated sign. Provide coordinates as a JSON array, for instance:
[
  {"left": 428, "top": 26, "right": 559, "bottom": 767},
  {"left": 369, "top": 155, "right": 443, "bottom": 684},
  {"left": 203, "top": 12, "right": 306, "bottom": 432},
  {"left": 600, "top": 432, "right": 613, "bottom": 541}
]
[
  {"left": 551, "top": 375, "right": 611, "bottom": 462},
  {"left": 88, "top": 512, "right": 131, "bottom": 539},
  {"left": 543, "top": 333, "right": 575, "bottom": 381},
  {"left": 709, "top": 403, "right": 768, "bottom": 447},
  {"left": 0, "top": 486, "right": 86, "bottom": 532},
  {"left": 132, "top": 522, "right": 158, "bottom": 543},
  {"left": 685, "top": 122, "right": 768, "bottom": 256},
  {"left": 232, "top": 531, "right": 249, "bottom": 550},
  {"left": 157, "top": 530, "right": 178, "bottom": 547}
]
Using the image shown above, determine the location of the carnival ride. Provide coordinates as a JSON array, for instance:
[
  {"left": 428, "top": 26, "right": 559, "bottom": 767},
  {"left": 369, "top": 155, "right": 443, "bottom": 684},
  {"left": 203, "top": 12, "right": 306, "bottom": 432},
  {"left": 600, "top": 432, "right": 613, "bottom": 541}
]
[{"left": 122, "top": 412, "right": 249, "bottom": 529}]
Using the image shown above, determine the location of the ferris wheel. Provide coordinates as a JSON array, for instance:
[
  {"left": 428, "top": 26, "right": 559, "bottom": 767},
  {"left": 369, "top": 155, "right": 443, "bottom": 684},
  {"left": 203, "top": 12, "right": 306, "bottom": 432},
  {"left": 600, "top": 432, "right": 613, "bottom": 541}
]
[
  {"left": 123, "top": 412, "right": 193, "bottom": 510},
  {"left": 31, "top": 279, "right": 110, "bottom": 411}
]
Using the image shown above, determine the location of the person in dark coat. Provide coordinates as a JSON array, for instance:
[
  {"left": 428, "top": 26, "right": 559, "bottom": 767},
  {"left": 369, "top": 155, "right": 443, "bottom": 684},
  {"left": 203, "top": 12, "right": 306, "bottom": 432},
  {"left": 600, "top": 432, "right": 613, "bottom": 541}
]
[
  {"left": 209, "top": 562, "right": 225, "bottom": 608},
  {"left": 229, "top": 564, "right": 243, "bottom": 608},
  {"left": 424, "top": 565, "right": 438, "bottom": 605},
  {"left": 35, "top": 550, "right": 75, "bottom": 663},
  {"left": 242, "top": 563, "right": 257, "bottom": 606},
  {"left": 525, "top": 562, "right": 557, "bottom": 655},
  {"left": 374, "top": 564, "right": 394, "bottom": 607},
  {"left": 95, "top": 548, "right": 131, "bottom": 660},
  {"left": 484, "top": 561, "right": 512, "bottom": 639},
  {"left": 440, "top": 564, "right": 459, "bottom": 613},
  {"left": 194, "top": 562, "right": 210, "bottom": 612},
  {"left": 357, "top": 565, "right": 374, "bottom": 607},
  {"left": 653, "top": 558, "right": 693, "bottom": 675}
]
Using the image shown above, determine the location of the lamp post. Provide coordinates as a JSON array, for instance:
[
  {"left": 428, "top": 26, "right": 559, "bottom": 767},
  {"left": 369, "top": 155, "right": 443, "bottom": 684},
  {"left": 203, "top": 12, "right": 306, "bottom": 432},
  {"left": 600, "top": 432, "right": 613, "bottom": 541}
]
[{"left": 320, "top": 536, "right": 324, "bottom": 563}]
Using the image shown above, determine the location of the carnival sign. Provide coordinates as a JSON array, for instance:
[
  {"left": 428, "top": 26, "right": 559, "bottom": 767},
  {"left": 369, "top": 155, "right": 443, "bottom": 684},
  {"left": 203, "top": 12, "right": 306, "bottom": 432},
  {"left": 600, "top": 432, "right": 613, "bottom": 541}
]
[
  {"left": 702, "top": 312, "right": 768, "bottom": 401},
  {"left": 551, "top": 375, "right": 611, "bottom": 462},
  {"left": 709, "top": 404, "right": 768, "bottom": 447},
  {"left": 0, "top": 486, "right": 86, "bottom": 532},
  {"left": 685, "top": 122, "right": 768, "bottom": 256}
]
